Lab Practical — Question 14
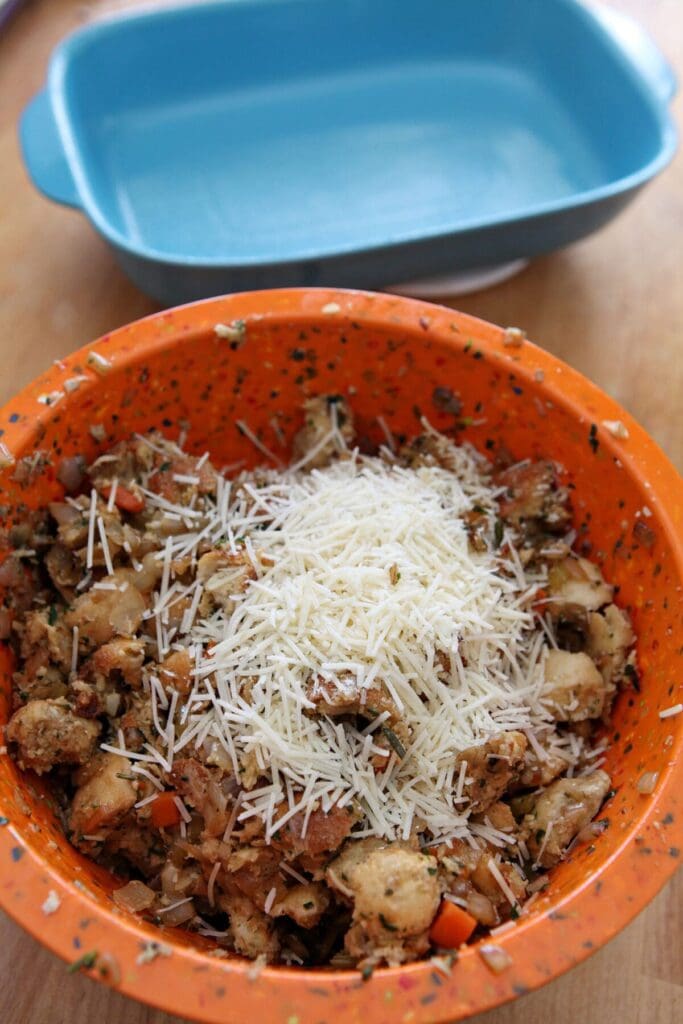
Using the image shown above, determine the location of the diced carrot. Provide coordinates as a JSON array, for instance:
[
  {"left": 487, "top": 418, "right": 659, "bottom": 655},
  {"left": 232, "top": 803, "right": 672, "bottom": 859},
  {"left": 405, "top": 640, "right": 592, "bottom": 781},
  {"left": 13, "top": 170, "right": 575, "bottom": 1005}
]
[
  {"left": 150, "top": 791, "right": 181, "bottom": 829},
  {"left": 429, "top": 899, "right": 477, "bottom": 949},
  {"left": 101, "top": 484, "right": 145, "bottom": 515}
]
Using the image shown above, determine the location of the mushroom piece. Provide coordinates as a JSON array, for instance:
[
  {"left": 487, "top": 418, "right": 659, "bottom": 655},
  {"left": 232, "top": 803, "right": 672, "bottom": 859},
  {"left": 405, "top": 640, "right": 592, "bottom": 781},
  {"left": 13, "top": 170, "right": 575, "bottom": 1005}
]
[
  {"left": 455, "top": 731, "right": 528, "bottom": 813},
  {"left": 523, "top": 770, "right": 611, "bottom": 868},
  {"left": 541, "top": 649, "right": 608, "bottom": 721}
]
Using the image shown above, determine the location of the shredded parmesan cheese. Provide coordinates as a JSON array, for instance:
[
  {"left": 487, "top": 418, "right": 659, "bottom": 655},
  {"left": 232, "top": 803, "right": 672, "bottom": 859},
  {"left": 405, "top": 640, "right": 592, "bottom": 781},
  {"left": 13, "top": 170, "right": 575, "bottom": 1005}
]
[
  {"left": 236, "top": 420, "right": 281, "bottom": 465},
  {"left": 156, "top": 897, "right": 193, "bottom": 915},
  {"left": 126, "top": 440, "right": 568, "bottom": 847},
  {"left": 207, "top": 861, "right": 221, "bottom": 907},
  {"left": 37, "top": 390, "right": 64, "bottom": 407},
  {"left": 85, "top": 488, "right": 97, "bottom": 569},
  {"left": 489, "top": 919, "right": 516, "bottom": 937},
  {"left": 264, "top": 886, "right": 277, "bottom": 914},
  {"left": 87, "top": 350, "right": 112, "bottom": 375},
  {"left": 0, "top": 442, "right": 15, "bottom": 468},
  {"left": 487, "top": 857, "right": 521, "bottom": 910},
  {"left": 63, "top": 375, "right": 89, "bottom": 394},
  {"left": 70, "top": 626, "right": 79, "bottom": 677}
]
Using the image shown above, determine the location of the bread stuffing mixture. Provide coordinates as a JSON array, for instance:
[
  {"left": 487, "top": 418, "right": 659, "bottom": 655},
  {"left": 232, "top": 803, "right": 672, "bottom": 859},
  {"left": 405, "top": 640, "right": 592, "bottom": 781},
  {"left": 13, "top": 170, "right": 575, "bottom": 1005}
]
[{"left": 1, "top": 397, "right": 635, "bottom": 969}]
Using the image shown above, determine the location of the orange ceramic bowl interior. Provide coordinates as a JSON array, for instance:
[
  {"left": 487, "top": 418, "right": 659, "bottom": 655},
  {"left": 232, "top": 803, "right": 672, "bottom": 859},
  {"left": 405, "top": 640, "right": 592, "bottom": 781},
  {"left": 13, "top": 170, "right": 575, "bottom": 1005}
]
[{"left": 0, "top": 289, "right": 681, "bottom": 1024}]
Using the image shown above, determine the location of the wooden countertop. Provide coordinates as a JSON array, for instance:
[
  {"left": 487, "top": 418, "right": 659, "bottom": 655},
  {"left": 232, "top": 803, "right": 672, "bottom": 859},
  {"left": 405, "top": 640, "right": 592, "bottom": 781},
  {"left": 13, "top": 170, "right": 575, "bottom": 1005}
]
[{"left": 0, "top": 1, "right": 681, "bottom": 1022}]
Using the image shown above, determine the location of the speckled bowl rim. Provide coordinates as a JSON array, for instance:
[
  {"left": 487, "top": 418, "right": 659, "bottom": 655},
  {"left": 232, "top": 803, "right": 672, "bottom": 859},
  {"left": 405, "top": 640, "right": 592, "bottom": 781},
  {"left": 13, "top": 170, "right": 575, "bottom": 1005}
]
[{"left": 0, "top": 289, "right": 681, "bottom": 1024}]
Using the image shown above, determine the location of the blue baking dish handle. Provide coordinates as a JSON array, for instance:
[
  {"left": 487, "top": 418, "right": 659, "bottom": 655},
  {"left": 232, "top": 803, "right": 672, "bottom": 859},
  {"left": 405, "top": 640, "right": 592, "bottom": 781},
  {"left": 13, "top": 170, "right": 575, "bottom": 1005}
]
[
  {"left": 590, "top": 3, "right": 677, "bottom": 104},
  {"left": 19, "top": 90, "right": 80, "bottom": 208}
]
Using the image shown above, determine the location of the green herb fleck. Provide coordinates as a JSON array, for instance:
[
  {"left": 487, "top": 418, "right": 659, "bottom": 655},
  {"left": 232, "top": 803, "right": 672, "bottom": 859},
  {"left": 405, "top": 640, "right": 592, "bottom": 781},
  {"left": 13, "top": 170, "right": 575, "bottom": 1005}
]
[
  {"left": 48, "top": 604, "right": 58, "bottom": 626},
  {"left": 381, "top": 726, "right": 406, "bottom": 760},
  {"left": 623, "top": 663, "right": 640, "bottom": 692},
  {"left": 361, "top": 964, "right": 374, "bottom": 981},
  {"left": 494, "top": 519, "right": 504, "bottom": 548},
  {"left": 464, "top": 340, "right": 473, "bottom": 353},
  {"left": 68, "top": 951, "right": 98, "bottom": 973},
  {"left": 159, "top": 461, "right": 172, "bottom": 472},
  {"left": 510, "top": 905, "right": 520, "bottom": 920},
  {"left": 427, "top": 867, "right": 438, "bottom": 876},
  {"left": 0, "top": 817, "right": 9, "bottom": 827},
  {"left": 379, "top": 913, "right": 398, "bottom": 932}
]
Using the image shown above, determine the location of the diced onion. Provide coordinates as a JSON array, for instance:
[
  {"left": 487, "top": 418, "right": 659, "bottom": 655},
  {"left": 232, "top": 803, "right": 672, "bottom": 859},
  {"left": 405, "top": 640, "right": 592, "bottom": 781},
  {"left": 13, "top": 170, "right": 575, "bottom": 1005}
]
[
  {"left": 479, "top": 943, "right": 513, "bottom": 974},
  {"left": 112, "top": 880, "right": 156, "bottom": 913},
  {"left": 636, "top": 771, "right": 659, "bottom": 795},
  {"left": 465, "top": 891, "right": 497, "bottom": 926},
  {"left": 104, "top": 693, "right": 121, "bottom": 717},
  {"left": 57, "top": 456, "right": 85, "bottom": 494},
  {"left": 160, "top": 899, "right": 195, "bottom": 926},
  {"left": 577, "top": 820, "right": 609, "bottom": 843},
  {"left": 48, "top": 501, "right": 81, "bottom": 526}
]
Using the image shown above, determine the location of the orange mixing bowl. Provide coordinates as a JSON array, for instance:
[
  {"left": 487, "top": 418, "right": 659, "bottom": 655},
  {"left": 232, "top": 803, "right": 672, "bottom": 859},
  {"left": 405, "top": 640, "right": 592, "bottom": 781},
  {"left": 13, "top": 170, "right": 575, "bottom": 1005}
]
[{"left": 0, "top": 289, "right": 681, "bottom": 1023}]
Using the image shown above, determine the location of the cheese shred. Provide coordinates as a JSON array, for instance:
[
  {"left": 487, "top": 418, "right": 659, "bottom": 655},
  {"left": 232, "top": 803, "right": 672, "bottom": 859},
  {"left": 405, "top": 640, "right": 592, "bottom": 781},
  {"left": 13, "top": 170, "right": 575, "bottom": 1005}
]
[{"left": 153, "top": 443, "right": 558, "bottom": 845}]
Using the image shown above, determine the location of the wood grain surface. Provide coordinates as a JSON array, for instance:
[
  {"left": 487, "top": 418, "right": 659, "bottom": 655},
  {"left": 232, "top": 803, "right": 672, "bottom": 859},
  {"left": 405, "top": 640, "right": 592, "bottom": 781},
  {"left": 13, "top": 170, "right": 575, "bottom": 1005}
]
[{"left": 0, "top": 1, "right": 681, "bottom": 1022}]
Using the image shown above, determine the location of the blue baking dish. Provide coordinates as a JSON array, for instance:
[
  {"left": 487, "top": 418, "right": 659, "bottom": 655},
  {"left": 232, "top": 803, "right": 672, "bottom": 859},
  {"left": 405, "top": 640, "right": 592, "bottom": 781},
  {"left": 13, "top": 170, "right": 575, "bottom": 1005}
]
[{"left": 20, "top": 0, "right": 677, "bottom": 304}]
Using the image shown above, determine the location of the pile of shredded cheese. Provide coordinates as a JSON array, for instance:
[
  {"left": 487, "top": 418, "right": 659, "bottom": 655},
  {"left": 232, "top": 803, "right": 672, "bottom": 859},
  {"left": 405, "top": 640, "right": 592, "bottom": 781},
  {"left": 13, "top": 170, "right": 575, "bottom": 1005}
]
[{"left": 102, "top": 432, "right": 603, "bottom": 848}]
